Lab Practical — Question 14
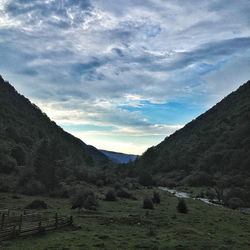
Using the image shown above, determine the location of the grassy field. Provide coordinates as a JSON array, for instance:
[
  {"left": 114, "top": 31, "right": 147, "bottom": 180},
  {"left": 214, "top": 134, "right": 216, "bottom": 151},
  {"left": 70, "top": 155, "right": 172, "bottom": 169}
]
[{"left": 0, "top": 188, "right": 250, "bottom": 250}]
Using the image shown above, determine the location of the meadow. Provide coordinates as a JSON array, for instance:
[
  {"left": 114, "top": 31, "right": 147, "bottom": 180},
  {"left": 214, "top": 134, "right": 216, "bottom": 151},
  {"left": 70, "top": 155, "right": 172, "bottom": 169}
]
[{"left": 0, "top": 187, "right": 249, "bottom": 250}]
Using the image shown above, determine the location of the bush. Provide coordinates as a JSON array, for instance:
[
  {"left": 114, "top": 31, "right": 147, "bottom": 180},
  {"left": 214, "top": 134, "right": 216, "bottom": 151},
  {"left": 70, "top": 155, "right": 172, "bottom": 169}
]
[
  {"left": 5, "top": 127, "right": 20, "bottom": 142},
  {"left": 105, "top": 189, "right": 117, "bottom": 201},
  {"left": 116, "top": 188, "right": 137, "bottom": 200},
  {"left": 139, "top": 171, "right": 153, "bottom": 186},
  {"left": 152, "top": 191, "right": 161, "bottom": 204},
  {"left": 49, "top": 184, "right": 69, "bottom": 198},
  {"left": 23, "top": 179, "right": 46, "bottom": 196},
  {"left": 20, "top": 136, "right": 33, "bottom": 148},
  {"left": 96, "top": 179, "right": 104, "bottom": 187},
  {"left": 228, "top": 197, "right": 245, "bottom": 209},
  {"left": 177, "top": 199, "right": 188, "bottom": 213},
  {"left": 0, "top": 178, "right": 10, "bottom": 192},
  {"left": 143, "top": 198, "right": 154, "bottom": 209},
  {"left": 26, "top": 200, "right": 48, "bottom": 209},
  {"left": 206, "top": 189, "right": 216, "bottom": 200},
  {"left": 11, "top": 145, "right": 26, "bottom": 166},
  {"left": 225, "top": 188, "right": 248, "bottom": 205},
  {"left": 84, "top": 194, "right": 98, "bottom": 210},
  {"left": 186, "top": 172, "right": 214, "bottom": 187},
  {"left": 71, "top": 188, "right": 98, "bottom": 210},
  {"left": 0, "top": 155, "right": 17, "bottom": 174},
  {"left": 114, "top": 182, "right": 122, "bottom": 190}
]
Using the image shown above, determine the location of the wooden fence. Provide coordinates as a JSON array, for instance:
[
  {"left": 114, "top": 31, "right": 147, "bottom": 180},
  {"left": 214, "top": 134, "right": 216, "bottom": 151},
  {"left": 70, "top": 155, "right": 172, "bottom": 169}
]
[{"left": 0, "top": 210, "right": 73, "bottom": 241}]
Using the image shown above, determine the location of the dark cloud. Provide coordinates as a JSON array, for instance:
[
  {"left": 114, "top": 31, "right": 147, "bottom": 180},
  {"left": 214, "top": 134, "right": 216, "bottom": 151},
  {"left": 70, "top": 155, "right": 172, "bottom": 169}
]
[
  {"left": 165, "top": 37, "right": 250, "bottom": 71},
  {"left": 0, "top": 0, "right": 250, "bottom": 153}
]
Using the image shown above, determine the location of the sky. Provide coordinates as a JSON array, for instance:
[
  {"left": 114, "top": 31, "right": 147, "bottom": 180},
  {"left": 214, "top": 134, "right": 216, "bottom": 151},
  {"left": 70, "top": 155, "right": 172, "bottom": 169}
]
[{"left": 0, "top": 0, "right": 250, "bottom": 155}]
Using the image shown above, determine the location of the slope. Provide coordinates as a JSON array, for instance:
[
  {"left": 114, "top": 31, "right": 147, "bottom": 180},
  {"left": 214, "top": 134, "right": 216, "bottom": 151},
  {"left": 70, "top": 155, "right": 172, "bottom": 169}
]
[
  {"left": 0, "top": 75, "right": 108, "bottom": 194},
  {"left": 134, "top": 80, "right": 250, "bottom": 205}
]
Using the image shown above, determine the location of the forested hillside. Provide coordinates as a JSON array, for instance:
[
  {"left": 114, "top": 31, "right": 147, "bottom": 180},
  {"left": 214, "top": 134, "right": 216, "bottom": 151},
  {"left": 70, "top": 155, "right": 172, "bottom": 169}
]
[
  {"left": 133, "top": 80, "right": 250, "bottom": 206},
  {"left": 0, "top": 75, "right": 110, "bottom": 196}
]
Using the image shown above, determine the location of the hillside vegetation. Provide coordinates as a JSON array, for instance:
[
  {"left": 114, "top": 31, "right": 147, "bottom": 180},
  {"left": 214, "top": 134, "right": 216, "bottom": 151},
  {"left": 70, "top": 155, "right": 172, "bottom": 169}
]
[
  {"left": 0, "top": 75, "right": 111, "bottom": 196},
  {"left": 132, "top": 80, "right": 250, "bottom": 207}
]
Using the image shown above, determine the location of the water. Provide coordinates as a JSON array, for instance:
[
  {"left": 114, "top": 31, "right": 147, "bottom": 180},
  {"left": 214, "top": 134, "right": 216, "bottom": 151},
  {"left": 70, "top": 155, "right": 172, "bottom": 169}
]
[{"left": 158, "top": 187, "right": 218, "bottom": 206}]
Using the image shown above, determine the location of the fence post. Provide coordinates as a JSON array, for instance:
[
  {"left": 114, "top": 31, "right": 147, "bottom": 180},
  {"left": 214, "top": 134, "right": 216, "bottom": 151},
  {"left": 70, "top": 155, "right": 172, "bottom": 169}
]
[
  {"left": 18, "top": 214, "right": 22, "bottom": 235},
  {"left": 69, "top": 216, "right": 73, "bottom": 225},
  {"left": 11, "top": 225, "right": 15, "bottom": 239},
  {"left": 38, "top": 219, "right": 41, "bottom": 232},
  {"left": 55, "top": 213, "right": 58, "bottom": 229},
  {"left": 1, "top": 214, "right": 5, "bottom": 229}
]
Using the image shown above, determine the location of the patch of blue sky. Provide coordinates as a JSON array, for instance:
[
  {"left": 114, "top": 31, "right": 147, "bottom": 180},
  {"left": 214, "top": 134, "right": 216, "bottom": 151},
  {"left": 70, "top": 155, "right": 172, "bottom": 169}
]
[
  {"left": 60, "top": 124, "right": 117, "bottom": 132},
  {"left": 120, "top": 101, "right": 206, "bottom": 125}
]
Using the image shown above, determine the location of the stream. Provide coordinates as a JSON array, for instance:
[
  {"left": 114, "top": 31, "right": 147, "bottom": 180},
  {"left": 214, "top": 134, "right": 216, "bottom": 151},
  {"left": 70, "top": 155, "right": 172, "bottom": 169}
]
[
  {"left": 159, "top": 187, "right": 250, "bottom": 213},
  {"left": 158, "top": 186, "right": 219, "bottom": 206}
]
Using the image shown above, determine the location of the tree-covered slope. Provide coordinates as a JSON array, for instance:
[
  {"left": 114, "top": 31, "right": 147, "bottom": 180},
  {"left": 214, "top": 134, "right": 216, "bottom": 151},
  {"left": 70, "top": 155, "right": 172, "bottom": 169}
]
[
  {"left": 0, "top": 75, "right": 108, "bottom": 194},
  {"left": 134, "top": 80, "right": 250, "bottom": 190}
]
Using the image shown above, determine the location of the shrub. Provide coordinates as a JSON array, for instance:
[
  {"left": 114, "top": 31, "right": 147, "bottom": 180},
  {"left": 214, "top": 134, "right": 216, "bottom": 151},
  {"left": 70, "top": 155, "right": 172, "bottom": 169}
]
[
  {"left": 186, "top": 172, "right": 214, "bottom": 187},
  {"left": 225, "top": 188, "right": 248, "bottom": 205},
  {"left": 0, "top": 155, "right": 17, "bottom": 174},
  {"left": 152, "top": 191, "right": 161, "bottom": 204},
  {"left": 96, "top": 179, "right": 104, "bottom": 187},
  {"left": 177, "top": 199, "right": 188, "bottom": 213},
  {"left": 84, "top": 194, "right": 98, "bottom": 210},
  {"left": 139, "top": 171, "right": 153, "bottom": 186},
  {"left": 206, "top": 189, "right": 216, "bottom": 200},
  {"left": 23, "top": 179, "right": 46, "bottom": 196},
  {"left": 105, "top": 189, "right": 117, "bottom": 201},
  {"left": 0, "top": 178, "right": 10, "bottom": 192},
  {"left": 5, "top": 127, "right": 20, "bottom": 142},
  {"left": 49, "top": 184, "right": 69, "bottom": 198},
  {"left": 143, "top": 198, "right": 154, "bottom": 210},
  {"left": 228, "top": 197, "right": 245, "bottom": 209},
  {"left": 114, "top": 182, "right": 122, "bottom": 190},
  {"left": 71, "top": 188, "right": 98, "bottom": 210},
  {"left": 20, "top": 136, "right": 33, "bottom": 148},
  {"left": 26, "top": 200, "right": 48, "bottom": 209},
  {"left": 116, "top": 188, "right": 137, "bottom": 200},
  {"left": 11, "top": 145, "right": 26, "bottom": 166}
]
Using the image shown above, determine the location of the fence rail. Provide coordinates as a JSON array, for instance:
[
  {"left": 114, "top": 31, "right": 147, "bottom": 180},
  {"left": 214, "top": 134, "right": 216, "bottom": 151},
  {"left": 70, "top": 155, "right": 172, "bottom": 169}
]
[{"left": 0, "top": 210, "right": 73, "bottom": 241}]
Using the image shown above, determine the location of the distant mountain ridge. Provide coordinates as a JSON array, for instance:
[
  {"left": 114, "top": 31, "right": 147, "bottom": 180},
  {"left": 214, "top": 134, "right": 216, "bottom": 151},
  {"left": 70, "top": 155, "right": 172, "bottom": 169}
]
[{"left": 100, "top": 149, "right": 138, "bottom": 164}]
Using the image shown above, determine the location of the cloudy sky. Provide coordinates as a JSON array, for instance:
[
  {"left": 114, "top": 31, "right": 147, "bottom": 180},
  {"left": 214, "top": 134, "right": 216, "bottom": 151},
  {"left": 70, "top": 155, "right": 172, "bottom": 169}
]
[{"left": 0, "top": 0, "right": 250, "bottom": 154}]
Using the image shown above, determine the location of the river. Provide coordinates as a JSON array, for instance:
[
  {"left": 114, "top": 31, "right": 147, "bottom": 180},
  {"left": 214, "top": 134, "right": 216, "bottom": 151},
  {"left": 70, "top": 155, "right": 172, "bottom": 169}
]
[{"left": 158, "top": 186, "right": 219, "bottom": 206}]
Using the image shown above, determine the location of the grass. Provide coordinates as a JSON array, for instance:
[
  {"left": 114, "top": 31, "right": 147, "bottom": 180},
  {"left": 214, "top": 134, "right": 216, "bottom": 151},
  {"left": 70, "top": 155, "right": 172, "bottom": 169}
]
[{"left": 0, "top": 188, "right": 250, "bottom": 250}]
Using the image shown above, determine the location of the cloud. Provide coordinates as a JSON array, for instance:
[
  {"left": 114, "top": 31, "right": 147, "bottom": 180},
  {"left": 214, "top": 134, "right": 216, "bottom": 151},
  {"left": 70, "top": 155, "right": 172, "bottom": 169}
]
[{"left": 0, "top": 0, "right": 250, "bottom": 153}]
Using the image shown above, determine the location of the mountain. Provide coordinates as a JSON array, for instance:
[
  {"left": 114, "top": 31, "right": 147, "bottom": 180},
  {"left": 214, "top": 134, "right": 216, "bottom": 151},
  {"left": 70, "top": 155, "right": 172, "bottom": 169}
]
[
  {"left": 100, "top": 149, "right": 138, "bottom": 164},
  {"left": 133, "top": 80, "right": 250, "bottom": 205},
  {"left": 0, "top": 75, "right": 109, "bottom": 195}
]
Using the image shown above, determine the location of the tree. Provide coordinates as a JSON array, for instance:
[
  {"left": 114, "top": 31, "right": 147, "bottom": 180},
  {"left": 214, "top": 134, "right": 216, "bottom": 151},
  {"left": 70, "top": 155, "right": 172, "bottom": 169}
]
[
  {"left": 11, "top": 145, "right": 26, "bottom": 166},
  {"left": 139, "top": 171, "right": 153, "bottom": 186},
  {"left": 143, "top": 198, "right": 154, "bottom": 209},
  {"left": 177, "top": 199, "right": 188, "bottom": 213},
  {"left": 34, "top": 140, "right": 57, "bottom": 191},
  {"left": 152, "top": 191, "right": 161, "bottom": 204},
  {"left": 105, "top": 189, "right": 117, "bottom": 201}
]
